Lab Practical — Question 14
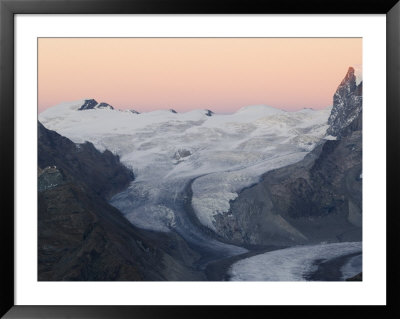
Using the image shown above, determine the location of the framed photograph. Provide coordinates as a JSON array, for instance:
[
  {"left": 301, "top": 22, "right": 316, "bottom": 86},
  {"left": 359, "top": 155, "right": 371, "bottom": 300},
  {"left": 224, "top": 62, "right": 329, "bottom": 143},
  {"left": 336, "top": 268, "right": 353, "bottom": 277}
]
[{"left": 1, "top": 0, "right": 398, "bottom": 318}]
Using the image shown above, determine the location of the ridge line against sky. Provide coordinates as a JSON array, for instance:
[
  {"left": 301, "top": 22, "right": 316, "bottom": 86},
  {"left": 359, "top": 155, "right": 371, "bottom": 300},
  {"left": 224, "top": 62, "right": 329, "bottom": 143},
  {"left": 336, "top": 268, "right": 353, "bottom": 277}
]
[{"left": 38, "top": 38, "right": 362, "bottom": 113}]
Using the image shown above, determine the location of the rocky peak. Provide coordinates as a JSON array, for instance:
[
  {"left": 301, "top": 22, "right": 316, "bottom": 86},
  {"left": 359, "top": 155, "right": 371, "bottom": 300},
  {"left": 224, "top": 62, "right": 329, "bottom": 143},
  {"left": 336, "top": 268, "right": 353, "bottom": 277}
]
[
  {"left": 340, "top": 67, "right": 356, "bottom": 87},
  {"left": 326, "top": 67, "right": 362, "bottom": 138},
  {"left": 78, "top": 99, "right": 114, "bottom": 111},
  {"left": 78, "top": 99, "right": 99, "bottom": 110}
]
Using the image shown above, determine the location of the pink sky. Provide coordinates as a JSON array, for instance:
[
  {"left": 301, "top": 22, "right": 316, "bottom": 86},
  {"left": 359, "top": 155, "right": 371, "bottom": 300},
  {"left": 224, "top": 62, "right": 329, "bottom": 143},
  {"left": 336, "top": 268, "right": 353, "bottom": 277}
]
[{"left": 38, "top": 38, "right": 362, "bottom": 113}]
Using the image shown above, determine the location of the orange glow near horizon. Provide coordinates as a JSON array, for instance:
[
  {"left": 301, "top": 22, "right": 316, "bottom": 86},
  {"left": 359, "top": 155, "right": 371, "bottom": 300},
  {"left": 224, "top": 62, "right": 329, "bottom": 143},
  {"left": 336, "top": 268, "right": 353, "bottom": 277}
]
[{"left": 38, "top": 38, "right": 362, "bottom": 113}]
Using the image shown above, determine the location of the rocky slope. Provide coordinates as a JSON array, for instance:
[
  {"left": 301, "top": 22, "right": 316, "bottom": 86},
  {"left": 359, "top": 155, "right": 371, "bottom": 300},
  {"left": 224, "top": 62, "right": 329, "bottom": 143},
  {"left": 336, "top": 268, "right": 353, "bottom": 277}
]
[
  {"left": 38, "top": 121, "right": 134, "bottom": 199},
  {"left": 212, "top": 68, "right": 362, "bottom": 246},
  {"left": 38, "top": 122, "right": 204, "bottom": 280}
]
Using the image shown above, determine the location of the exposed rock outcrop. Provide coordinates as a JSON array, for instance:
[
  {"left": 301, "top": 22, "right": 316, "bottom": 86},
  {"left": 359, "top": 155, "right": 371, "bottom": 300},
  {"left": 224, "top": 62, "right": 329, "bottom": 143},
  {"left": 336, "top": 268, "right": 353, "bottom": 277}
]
[
  {"left": 38, "top": 166, "right": 65, "bottom": 192},
  {"left": 78, "top": 99, "right": 99, "bottom": 110},
  {"left": 205, "top": 109, "right": 214, "bottom": 117},
  {"left": 78, "top": 99, "right": 114, "bottom": 111}
]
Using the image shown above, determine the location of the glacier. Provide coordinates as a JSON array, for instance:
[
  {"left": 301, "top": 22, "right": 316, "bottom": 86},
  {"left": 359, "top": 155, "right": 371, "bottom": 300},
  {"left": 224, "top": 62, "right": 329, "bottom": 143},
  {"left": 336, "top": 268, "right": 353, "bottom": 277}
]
[
  {"left": 228, "top": 242, "right": 362, "bottom": 281},
  {"left": 39, "top": 100, "right": 331, "bottom": 235}
]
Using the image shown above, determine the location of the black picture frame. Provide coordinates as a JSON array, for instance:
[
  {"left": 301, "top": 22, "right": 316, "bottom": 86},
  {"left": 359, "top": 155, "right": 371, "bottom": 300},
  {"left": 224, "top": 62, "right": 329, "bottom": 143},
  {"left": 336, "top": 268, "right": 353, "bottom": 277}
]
[{"left": 1, "top": 0, "right": 399, "bottom": 318}]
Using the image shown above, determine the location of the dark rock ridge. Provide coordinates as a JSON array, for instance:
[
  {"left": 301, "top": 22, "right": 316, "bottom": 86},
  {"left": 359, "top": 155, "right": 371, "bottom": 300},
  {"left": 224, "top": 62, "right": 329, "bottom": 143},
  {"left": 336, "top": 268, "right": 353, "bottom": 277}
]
[
  {"left": 38, "top": 122, "right": 204, "bottom": 280},
  {"left": 173, "top": 149, "right": 192, "bottom": 161},
  {"left": 212, "top": 67, "right": 362, "bottom": 247},
  {"left": 78, "top": 99, "right": 114, "bottom": 111},
  {"left": 327, "top": 67, "right": 362, "bottom": 137},
  {"left": 169, "top": 109, "right": 177, "bottom": 113},
  {"left": 78, "top": 99, "right": 98, "bottom": 110},
  {"left": 205, "top": 109, "right": 214, "bottom": 117}
]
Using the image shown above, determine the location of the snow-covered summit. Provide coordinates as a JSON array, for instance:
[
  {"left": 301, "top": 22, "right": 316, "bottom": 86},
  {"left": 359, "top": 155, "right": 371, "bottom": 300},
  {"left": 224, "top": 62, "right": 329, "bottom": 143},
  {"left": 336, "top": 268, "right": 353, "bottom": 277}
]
[
  {"left": 121, "top": 109, "right": 140, "bottom": 114},
  {"left": 95, "top": 102, "right": 114, "bottom": 110},
  {"left": 235, "top": 104, "right": 284, "bottom": 116},
  {"left": 43, "top": 99, "right": 116, "bottom": 118},
  {"left": 39, "top": 99, "right": 88, "bottom": 118}
]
